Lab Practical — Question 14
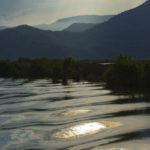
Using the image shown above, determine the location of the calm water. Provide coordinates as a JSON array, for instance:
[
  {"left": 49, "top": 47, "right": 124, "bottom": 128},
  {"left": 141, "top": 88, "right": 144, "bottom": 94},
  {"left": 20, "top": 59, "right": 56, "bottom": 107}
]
[{"left": 0, "top": 78, "right": 150, "bottom": 150}]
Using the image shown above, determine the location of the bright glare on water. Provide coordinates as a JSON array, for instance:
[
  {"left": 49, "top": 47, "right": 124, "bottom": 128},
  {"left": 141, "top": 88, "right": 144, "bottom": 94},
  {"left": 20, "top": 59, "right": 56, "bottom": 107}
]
[
  {"left": 62, "top": 109, "right": 91, "bottom": 116},
  {"left": 54, "top": 122, "right": 106, "bottom": 139}
]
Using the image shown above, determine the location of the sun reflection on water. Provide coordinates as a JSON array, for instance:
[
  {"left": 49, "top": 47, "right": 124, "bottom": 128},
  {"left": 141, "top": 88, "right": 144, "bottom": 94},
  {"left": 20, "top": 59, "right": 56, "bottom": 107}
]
[
  {"left": 54, "top": 122, "right": 105, "bottom": 139},
  {"left": 53, "top": 121, "right": 122, "bottom": 139},
  {"left": 105, "top": 148, "right": 131, "bottom": 150},
  {"left": 62, "top": 109, "right": 91, "bottom": 116}
]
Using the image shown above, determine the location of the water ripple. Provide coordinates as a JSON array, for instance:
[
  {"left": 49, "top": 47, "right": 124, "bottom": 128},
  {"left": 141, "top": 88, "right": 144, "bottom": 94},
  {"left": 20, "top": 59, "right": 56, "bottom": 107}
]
[{"left": 0, "top": 79, "right": 150, "bottom": 150}]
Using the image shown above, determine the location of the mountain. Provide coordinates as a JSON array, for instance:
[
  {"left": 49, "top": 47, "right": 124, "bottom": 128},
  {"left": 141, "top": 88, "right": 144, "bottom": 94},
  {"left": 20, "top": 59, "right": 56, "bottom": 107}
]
[
  {"left": 0, "top": 25, "right": 72, "bottom": 59},
  {"left": 75, "top": 0, "right": 150, "bottom": 59},
  {"left": 34, "top": 15, "right": 114, "bottom": 31},
  {"left": 64, "top": 23, "right": 96, "bottom": 32},
  {"left": 0, "top": 1, "right": 149, "bottom": 60},
  {"left": 0, "top": 26, "right": 7, "bottom": 30}
]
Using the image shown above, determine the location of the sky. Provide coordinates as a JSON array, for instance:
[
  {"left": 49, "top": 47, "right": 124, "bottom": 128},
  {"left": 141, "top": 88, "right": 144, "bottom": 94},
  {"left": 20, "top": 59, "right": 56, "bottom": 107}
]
[{"left": 0, "top": 0, "right": 147, "bottom": 26}]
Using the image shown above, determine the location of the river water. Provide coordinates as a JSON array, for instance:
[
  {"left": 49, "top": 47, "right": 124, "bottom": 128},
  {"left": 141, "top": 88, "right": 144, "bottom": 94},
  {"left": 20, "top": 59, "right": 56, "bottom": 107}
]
[{"left": 0, "top": 78, "right": 150, "bottom": 150}]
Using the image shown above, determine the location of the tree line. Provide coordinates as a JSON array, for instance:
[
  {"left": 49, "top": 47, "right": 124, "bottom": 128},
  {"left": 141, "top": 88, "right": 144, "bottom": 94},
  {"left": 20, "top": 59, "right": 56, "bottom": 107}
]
[
  {"left": 0, "top": 57, "right": 107, "bottom": 83},
  {"left": 1, "top": 56, "right": 150, "bottom": 89},
  {"left": 103, "top": 55, "right": 150, "bottom": 90}
]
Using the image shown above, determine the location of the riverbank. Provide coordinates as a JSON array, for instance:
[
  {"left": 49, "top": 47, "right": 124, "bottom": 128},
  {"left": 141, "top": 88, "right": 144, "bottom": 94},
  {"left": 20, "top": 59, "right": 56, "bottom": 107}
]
[
  {"left": 1, "top": 55, "right": 150, "bottom": 90},
  {"left": 103, "top": 55, "right": 150, "bottom": 90},
  {"left": 0, "top": 57, "right": 108, "bottom": 83}
]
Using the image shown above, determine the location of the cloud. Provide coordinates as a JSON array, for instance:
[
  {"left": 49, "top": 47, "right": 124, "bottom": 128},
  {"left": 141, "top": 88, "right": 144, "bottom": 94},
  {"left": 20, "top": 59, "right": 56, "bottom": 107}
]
[{"left": 0, "top": 0, "right": 147, "bottom": 26}]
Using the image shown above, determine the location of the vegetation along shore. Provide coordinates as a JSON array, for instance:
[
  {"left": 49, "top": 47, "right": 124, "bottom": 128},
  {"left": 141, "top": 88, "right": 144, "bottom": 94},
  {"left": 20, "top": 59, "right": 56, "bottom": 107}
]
[{"left": 0, "top": 55, "right": 150, "bottom": 90}]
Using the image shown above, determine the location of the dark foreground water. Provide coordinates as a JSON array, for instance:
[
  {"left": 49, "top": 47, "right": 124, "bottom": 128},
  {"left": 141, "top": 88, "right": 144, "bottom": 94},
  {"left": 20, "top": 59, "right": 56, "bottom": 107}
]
[{"left": 0, "top": 79, "right": 150, "bottom": 150}]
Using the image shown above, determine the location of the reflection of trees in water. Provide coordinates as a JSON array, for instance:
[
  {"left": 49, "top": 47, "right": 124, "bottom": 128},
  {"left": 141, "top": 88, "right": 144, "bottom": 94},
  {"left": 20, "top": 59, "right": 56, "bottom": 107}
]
[{"left": 99, "top": 128, "right": 150, "bottom": 147}]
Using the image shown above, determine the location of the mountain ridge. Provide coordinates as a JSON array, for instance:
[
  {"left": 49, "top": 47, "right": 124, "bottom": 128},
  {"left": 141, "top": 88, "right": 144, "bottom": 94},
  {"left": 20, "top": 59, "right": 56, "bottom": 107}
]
[
  {"left": 0, "top": 1, "right": 149, "bottom": 59},
  {"left": 34, "top": 15, "right": 114, "bottom": 31},
  {"left": 76, "top": 0, "right": 150, "bottom": 59},
  {"left": 0, "top": 26, "right": 8, "bottom": 30},
  {"left": 64, "top": 23, "right": 96, "bottom": 32}
]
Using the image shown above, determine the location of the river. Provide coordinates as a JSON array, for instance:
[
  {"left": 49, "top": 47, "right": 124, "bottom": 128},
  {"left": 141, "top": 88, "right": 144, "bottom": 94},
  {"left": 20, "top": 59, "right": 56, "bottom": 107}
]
[{"left": 0, "top": 78, "right": 150, "bottom": 150}]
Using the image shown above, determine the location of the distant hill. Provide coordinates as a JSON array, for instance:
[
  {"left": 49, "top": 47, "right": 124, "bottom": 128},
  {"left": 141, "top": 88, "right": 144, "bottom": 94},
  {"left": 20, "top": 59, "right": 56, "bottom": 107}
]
[
  {"left": 0, "top": 25, "right": 71, "bottom": 59},
  {"left": 78, "top": 0, "right": 150, "bottom": 59},
  {"left": 64, "top": 23, "right": 96, "bottom": 32},
  {"left": 0, "top": 26, "right": 7, "bottom": 30},
  {"left": 0, "top": 1, "right": 150, "bottom": 60},
  {"left": 34, "top": 15, "right": 114, "bottom": 31}
]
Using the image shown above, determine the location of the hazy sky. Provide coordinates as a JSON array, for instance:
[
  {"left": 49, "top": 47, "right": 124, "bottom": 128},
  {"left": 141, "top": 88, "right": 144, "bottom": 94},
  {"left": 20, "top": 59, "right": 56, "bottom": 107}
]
[{"left": 0, "top": 0, "right": 146, "bottom": 26}]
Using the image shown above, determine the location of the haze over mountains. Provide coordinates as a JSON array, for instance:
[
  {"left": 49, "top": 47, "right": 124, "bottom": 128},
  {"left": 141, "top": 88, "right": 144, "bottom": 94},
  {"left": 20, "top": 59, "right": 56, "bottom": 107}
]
[
  {"left": 0, "top": 26, "right": 7, "bottom": 30},
  {"left": 82, "top": 0, "right": 150, "bottom": 59},
  {"left": 0, "top": 0, "right": 149, "bottom": 60},
  {"left": 0, "top": 15, "right": 113, "bottom": 32},
  {"left": 34, "top": 15, "right": 114, "bottom": 31},
  {"left": 64, "top": 23, "right": 96, "bottom": 32}
]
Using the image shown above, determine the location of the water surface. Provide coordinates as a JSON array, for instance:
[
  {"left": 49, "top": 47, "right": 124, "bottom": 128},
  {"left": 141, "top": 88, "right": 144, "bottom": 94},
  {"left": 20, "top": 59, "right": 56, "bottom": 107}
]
[{"left": 0, "top": 79, "right": 150, "bottom": 150}]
